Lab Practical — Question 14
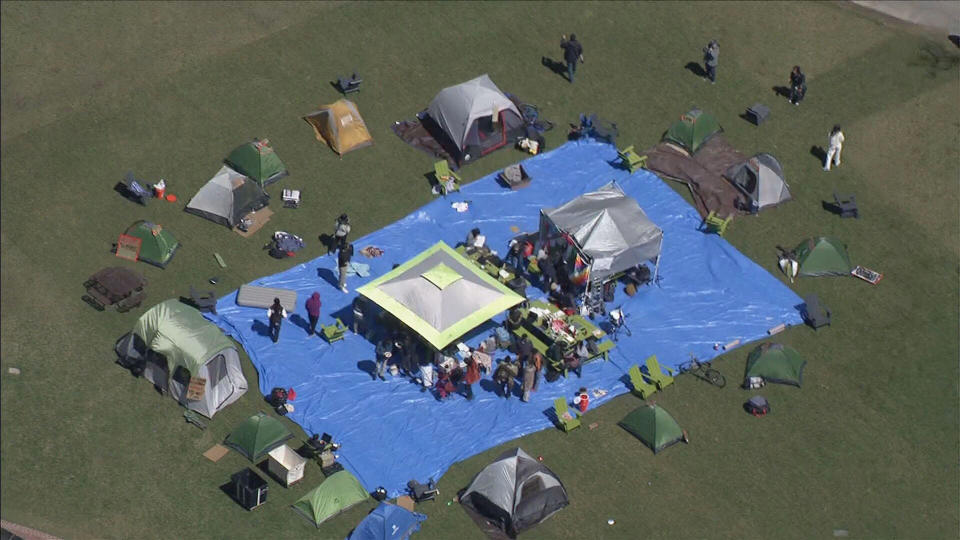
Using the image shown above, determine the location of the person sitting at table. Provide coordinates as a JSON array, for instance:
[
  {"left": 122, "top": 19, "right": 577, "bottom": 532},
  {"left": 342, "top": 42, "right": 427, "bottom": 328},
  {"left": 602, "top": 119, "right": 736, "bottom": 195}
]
[
  {"left": 505, "top": 307, "right": 524, "bottom": 333},
  {"left": 549, "top": 283, "right": 578, "bottom": 313},
  {"left": 505, "top": 240, "right": 524, "bottom": 272},
  {"left": 434, "top": 369, "right": 456, "bottom": 400},
  {"left": 465, "top": 227, "right": 484, "bottom": 248}
]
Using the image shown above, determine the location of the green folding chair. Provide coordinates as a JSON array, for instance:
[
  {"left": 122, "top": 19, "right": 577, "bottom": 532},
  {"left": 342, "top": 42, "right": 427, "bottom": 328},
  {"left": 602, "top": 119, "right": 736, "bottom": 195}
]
[
  {"left": 433, "top": 161, "right": 462, "bottom": 195},
  {"left": 553, "top": 397, "right": 581, "bottom": 432},
  {"left": 321, "top": 318, "right": 348, "bottom": 343},
  {"left": 617, "top": 145, "right": 647, "bottom": 173},
  {"left": 628, "top": 365, "right": 658, "bottom": 399},
  {"left": 702, "top": 210, "right": 733, "bottom": 237},
  {"left": 644, "top": 354, "right": 675, "bottom": 390}
]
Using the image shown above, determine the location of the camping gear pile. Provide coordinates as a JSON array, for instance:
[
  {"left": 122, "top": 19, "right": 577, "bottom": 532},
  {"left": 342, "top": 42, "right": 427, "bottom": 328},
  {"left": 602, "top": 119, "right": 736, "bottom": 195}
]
[{"left": 266, "top": 231, "right": 305, "bottom": 259}]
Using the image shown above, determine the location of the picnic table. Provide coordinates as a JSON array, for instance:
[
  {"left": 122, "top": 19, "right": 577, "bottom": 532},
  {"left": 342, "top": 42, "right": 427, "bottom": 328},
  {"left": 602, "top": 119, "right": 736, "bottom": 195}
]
[
  {"left": 455, "top": 245, "right": 528, "bottom": 287},
  {"left": 512, "top": 300, "right": 614, "bottom": 363}
]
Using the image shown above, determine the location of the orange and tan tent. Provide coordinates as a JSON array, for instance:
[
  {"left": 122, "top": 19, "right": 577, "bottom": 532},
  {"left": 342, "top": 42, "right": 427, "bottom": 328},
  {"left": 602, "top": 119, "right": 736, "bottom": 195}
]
[{"left": 302, "top": 99, "right": 373, "bottom": 156}]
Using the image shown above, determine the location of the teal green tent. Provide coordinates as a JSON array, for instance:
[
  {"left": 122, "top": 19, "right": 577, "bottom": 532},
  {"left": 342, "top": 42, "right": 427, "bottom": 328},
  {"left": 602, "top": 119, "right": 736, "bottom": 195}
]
[
  {"left": 357, "top": 242, "right": 524, "bottom": 350},
  {"left": 793, "top": 237, "right": 852, "bottom": 277},
  {"left": 744, "top": 343, "right": 806, "bottom": 387},
  {"left": 124, "top": 220, "right": 179, "bottom": 268},
  {"left": 619, "top": 404, "right": 686, "bottom": 454},
  {"left": 292, "top": 470, "right": 371, "bottom": 527},
  {"left": 224, "top": 412, "right": 293, "bottom": 462},
  {"left": 225, "top": 138, "right": 289, "bottom": 187},
  {"left": 664, "top": 108, "right": 722, "bottom": 154}
]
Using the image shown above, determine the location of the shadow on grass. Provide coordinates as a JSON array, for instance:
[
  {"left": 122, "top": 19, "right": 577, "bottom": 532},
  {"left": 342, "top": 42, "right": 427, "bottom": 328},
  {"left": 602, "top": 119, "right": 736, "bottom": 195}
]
[
  {"left": 772, "top": 85, "right": 790, "bottom": 98},
  {"left": 810, "top": 145, "right": 826, "bottom": 164},
  {"left": 541, "top": 56, "right": 568, "bottom": 81},
  {"left": 684, "top": 61, "right": 706, "bottom": 78}
]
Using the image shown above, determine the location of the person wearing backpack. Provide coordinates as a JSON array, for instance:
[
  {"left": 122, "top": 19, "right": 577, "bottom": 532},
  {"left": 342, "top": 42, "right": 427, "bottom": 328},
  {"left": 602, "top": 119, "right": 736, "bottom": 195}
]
[
  {"left": 329, "top": 214, "right": 351, "bottom": 254},
  {"left": 338, "top": 242, "right": 354, "bottom": 293},
  {"left": 560, "top": 34, "right": 584, "bottom": 83},
  {"left": 266, "top": 298, "right": 287, "bottom": 343}
]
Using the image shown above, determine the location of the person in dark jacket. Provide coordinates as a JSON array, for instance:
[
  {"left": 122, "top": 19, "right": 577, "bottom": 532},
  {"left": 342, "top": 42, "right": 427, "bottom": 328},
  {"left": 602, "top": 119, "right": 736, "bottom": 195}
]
[
  {"left": 305, "top": 292, "right": 322, "bottom": 336},
  {"left": 789, "top": 66, "right": 806, "bottom": 105},
  {"left": 330, "top": 213, "right": 351, "bottom": 254},
  {"left": 517, "top": 335, "right": 534, "bottom": 369},
  {"left": 375, "top": 337, "right": 393, "bottom": 381},
  {"left": 703, "top": 40, "right": 719, "bottom": 83},
  {"left": 560, "top": 34, "right": 584, "bottom": 83},
  {"left": 338, "top": 242, "right": 353, "bottom": 293},
  {"left": 266, "top": 298, "right": 287, "bottom": 343},
  {"left": 351, "top": 296, "right": 367, "bottom": 336}
]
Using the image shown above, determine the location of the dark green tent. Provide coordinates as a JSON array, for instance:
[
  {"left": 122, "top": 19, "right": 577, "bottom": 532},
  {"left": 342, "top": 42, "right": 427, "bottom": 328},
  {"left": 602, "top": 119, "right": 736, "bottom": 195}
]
[
  {"left": 124, "top": 220, "right": 180, "bottom": 268},
  {"left": 224, "top": 412, "right": 293, "bottom": 462},
  {"left": 619, "top": 404, "right": 686, "bottom": 454},
  {"left": 744, "top": 343, "right": 806, "bottom": 387},
  {"left": 793, "top": 237, "right": 852, "bottom": 277},
  {"left": 664, "top": 108, "right": 722, "bottom": 154},
  {"left": 225, "top": 139, "right": 288, "bottom": 187},
  {"left": 292, "top": 470, "right": 370, "bottom": 527}
]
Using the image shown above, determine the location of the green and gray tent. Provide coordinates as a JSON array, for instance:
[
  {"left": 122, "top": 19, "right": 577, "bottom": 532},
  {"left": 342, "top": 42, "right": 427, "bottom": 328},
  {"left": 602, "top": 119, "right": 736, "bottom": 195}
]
[
  {"left": 292, "top": 470, "right": 371, "bottom": 527},
  {"left": 124, "top": 220, "right": 180, "bottom": 268},
  {"left": 185, "top": 165, "right": 269, "bottom": 228},
  {"left": 357, "top": 242, "right": 524, "bottom": 350},
  {"left": 663, "top": 108, "right": 722, "bottom": 154},
  {"left": 619, "top": 404, "right": 686, "bottom": 454},
  {"left": 793, "top": 237, "right": 852, "bottom": 277},
  {"left": 115, "top": 299, "right": 248, "bottom": 418},
  {"left": 225, "top": 138, "right": 288, "bottom": 187},
  {"left": 744, "top": 343, "right": 806, "bottom": 387},
  {"left": 224, "top": 412, "right": 293, "bottom": 462}
]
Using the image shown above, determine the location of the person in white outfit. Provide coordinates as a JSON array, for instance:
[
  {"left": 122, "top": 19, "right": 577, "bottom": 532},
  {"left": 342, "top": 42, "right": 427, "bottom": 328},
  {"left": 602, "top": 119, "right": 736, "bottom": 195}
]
[{"left": 824, "top": 125, "right": 844, "bottom": 171}]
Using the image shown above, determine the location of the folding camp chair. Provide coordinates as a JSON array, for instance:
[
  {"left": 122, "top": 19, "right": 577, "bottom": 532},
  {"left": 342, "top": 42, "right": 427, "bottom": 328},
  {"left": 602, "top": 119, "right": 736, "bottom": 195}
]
[
  {"left": 336, "top": 72, "right": 362, "bottom": 95},
  {"left": 189, "top": 286, "right": 217, "bottom": 314},
  {"left": 432, "top": 161, "right": 461, "bottom": 195},
  {"left": 553, "top": 397, "right": 581, "bottom": 432},
  {"left": 321, "top": 319, "right": 348, "bottom": 343},
  {"left": 832, "top": 191, "right": 859, "bottom": 219},
  {"left": 644, "top": 355, "right": 674, "bottom": 390},
  {"left": 617, "top": 145, "right": 647, "bottom": 173},
  {"left": 628, "top": 365, "right": 658, "bottom": 399},
  {"left": 702, "top": 211, "right": 733, "bottom": 236},
  {"left": 407, "top": 478, "right": 439, "bottom": 503},
  {"left": 117, "top": 171, "right": 153, "bottom": 206}
]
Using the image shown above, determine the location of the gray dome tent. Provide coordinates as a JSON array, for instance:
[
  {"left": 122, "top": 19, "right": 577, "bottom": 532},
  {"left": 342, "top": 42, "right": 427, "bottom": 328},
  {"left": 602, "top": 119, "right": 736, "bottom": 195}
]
[
  {"left": 459, "top": 447, "right": 569, "bottom": 538},
  {"left": 539, "top": 181, "right": 663, "bottom": 283},
  {"left": 186, "top": 165, "right": 269, "bottom": 228},
  {"left": 426, "top": 74, "right": 525, "bottom": 164},
  {"left": 723, "top": 153, "right": 791, "bottom": 212}
]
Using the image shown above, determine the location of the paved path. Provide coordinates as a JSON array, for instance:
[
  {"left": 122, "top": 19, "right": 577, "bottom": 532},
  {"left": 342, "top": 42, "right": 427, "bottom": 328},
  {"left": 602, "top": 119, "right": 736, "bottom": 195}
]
[
  {"left": 853, "top": 1, "right": 960, "bottom": 33},
  {"left": 0, "top": 521, "right": 62, "bottom": 540}
]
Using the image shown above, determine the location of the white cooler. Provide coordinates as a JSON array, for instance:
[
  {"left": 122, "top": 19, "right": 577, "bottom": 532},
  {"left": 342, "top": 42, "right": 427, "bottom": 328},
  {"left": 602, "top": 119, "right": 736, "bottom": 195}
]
[{"left": 267, "top": 445, "right": 307, "bottom": 487}]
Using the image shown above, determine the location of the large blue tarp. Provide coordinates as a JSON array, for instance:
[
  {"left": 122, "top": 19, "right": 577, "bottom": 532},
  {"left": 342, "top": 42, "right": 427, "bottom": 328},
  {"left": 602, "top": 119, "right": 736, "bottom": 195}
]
[{"left": 209, "top": 140, "right": 802, "bottom": 497}]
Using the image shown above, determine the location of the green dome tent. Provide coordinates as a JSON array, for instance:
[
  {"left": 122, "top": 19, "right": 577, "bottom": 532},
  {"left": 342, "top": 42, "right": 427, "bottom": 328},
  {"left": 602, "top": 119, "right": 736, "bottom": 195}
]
[
  {"left": 664, "top": 108, "right": 722, "bottom": 154},
  {"left": 619, "top": 404, "right": 686, "bottom": 454},
  {"left": 744, "top": 343, "right": 806, "bottom": 387},
  {"left": 224, "top": 412, "right": 293, "bottom": 462},
  {"left": 793, "top": 237, "right": 852, "bottom": 277},
  {"left": 123, "top": 220, "right": 180, "bottom": 268},
  {"left": 225, "top": 138, "right": 289, "bottom": 188},
  {"left": 292, "top": 470, "right": 371, "bottom": 527}
]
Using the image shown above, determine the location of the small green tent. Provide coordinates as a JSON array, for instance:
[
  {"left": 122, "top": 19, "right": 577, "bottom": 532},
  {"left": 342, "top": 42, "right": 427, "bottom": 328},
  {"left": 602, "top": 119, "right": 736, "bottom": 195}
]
[
  {"left": 292, "top": 471, "right": 371, "bottom": 527},
  {"left": 225, "top": 139, "right": 289, "bottom": 187},
  {"left": 793, "top": 237, "right": 852, "bottom": 277},
  {"left": 744, "top": 343, "right": 806, "bottom": 387},
  {"left": 664, "top": 108, "right": 722, "bottom": 154},
  {"left": 619, "top": 404, "right": 686, "bottom": 454},
  {"left": 224, "top": 412, "right": 293, "bottom": 462},
  {"left": 124, "top": 220, "right": 180, "bottom": 268}
]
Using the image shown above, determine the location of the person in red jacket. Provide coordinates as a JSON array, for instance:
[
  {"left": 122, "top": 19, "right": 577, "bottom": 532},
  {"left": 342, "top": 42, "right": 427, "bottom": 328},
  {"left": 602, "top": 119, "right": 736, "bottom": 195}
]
[
  {"left": 461, "top": 355, "right": 481, "bottom": 401},
  {"left": 305, "top": 292, "right": 322, "bottom": 336}
]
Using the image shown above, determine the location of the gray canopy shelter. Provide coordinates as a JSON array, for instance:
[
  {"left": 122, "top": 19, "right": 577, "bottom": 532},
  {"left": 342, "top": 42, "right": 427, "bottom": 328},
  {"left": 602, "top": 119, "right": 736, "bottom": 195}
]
[
  {"left": 539, "top": 181, "right": 663, "bottom": 284},
  {"left": 459, "top": 448, "right": 569, "bottom": 538},
  {"left": 723, "top": 153, "right": 791, "bottom": 212},
  {"left": 426, "top": 74, "right": 525, "bottom": 163},
  {"left": 186, "top": 165, "right": 269, "bottom": 228}
]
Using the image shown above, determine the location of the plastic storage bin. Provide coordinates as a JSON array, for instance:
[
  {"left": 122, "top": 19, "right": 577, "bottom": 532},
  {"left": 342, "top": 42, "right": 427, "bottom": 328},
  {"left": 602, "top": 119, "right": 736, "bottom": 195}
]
[
  {"left": 267, "top": 445, "right": 307, "bottom": 487},
  {"left": 231, "top": 468, "right": 268, "bottom": 510}
]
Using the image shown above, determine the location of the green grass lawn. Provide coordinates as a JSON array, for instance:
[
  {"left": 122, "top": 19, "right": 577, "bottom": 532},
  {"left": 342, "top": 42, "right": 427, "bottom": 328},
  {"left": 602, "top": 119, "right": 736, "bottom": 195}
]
[{"left": 2, "top": 2, "right": 957, "bottom": 538}]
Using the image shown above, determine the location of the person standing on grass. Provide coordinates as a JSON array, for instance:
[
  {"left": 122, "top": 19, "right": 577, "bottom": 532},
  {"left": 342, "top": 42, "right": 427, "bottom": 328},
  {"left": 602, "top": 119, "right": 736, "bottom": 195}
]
[
  {"left": 789, "top": 66, "right": 807, "bottom": 105},
  {"left": 330, "top": 213, "right": 351, "bottom": 255},
  {"left": 560, "top": 34, "right": 584, "bottom": 83},
  {"left": 824, "top": 125, "right": 845, "bottom": 171},
  {"left": 703, "top": 40, "right": 719, "bottom": 84},
  {"left": 267, "top": 298, "right": 287, "bottom": 343},
  {"left": 305, "top": 292, "right": 322, "bottom": 336},
  {"left": 338, "top": 242, "right": 353, "bottom": 293}
]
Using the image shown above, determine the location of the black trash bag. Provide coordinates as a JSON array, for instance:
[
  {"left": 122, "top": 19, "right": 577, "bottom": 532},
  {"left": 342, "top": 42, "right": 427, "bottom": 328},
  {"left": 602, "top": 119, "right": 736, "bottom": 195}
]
[{"left": 744, "top": 396, "right": 770, "bottom": 417}]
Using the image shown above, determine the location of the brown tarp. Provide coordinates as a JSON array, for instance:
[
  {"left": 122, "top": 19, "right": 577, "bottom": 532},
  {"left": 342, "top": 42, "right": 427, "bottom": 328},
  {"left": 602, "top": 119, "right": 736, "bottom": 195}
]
[
  {"left": 391, "top": 118, "right": 459, "bottom": 169},
  {"left": 643, "top": 134, "right": 749, "bottom": 219}
]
